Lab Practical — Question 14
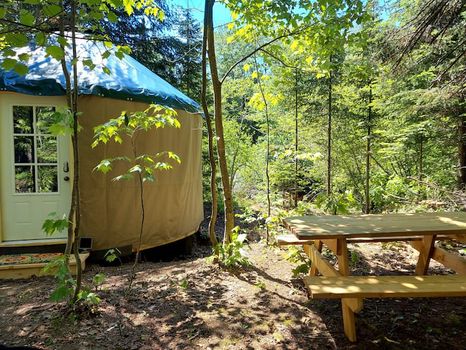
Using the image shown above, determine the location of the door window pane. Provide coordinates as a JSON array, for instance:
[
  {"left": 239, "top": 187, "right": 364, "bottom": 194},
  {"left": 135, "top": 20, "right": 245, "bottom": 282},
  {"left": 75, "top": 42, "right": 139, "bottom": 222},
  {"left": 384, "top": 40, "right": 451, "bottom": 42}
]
[
  {"left": 15, "top": 166, "right": 35, "bottom": 193},
  {"left": 13, "top": 106, "right": 33, "bottom": 134},
  {"left": 36, "top": 136, "right": 57, "bottom": 163},
  {"left": 36, "top": 106, "right": 56, "bottom": 134},
  {"left": 38, "top": 166, "right": 58, "bottom": 193},
  {"left": 14, "top": 136, "right": 34, "bottom": 163}
]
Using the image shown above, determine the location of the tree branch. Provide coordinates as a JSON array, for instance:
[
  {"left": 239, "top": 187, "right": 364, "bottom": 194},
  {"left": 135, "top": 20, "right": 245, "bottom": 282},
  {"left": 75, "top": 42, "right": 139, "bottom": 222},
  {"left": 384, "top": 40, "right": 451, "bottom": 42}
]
[{"left": 220, "top": 27, "right": 307, "bottom": 85}]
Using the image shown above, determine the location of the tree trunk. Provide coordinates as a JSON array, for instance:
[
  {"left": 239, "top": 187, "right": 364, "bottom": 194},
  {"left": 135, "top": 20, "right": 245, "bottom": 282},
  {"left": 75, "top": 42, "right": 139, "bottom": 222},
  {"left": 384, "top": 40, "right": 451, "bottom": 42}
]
[
  {"left": 294, "top": 68, "right": 299, "bottom": 208},
  {"left": 205, "top": 0, "right": 235, "bottom": 243},
  {"left": 458, "top": 112, "right": 466, "bottom": 189},
  {"left": 254, "top": 56, "right": 270, "bottom": 244},
  {"left": 201, "top": 6, "right": 219, "bottom": 251},
  {"left": 127, "top": 135, "right": 145, "bottom": 293},
  {"left": 59, "top": 0, "right": 82, "bottom": 303},
  {"left": 59, "top": 4, "right": 73, "bottom": 266},
  {"left": 419, "top": 134, "right": 423, "bottom": 182},
  {"left": 365, "top": 85, "right": 372, "bottom": 214},
  {"left": 69, "top": 0, "right": 82, "bottom": 303},
  {"left": 327, "top": 70, "right": 332, "bottom": 196}
]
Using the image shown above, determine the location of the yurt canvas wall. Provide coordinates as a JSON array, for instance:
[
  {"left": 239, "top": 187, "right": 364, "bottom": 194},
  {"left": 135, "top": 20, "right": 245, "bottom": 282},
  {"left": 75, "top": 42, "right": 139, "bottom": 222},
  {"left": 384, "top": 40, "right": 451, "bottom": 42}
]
[{"left": 78, "top": 96, "right": 204, "bottom": 251}]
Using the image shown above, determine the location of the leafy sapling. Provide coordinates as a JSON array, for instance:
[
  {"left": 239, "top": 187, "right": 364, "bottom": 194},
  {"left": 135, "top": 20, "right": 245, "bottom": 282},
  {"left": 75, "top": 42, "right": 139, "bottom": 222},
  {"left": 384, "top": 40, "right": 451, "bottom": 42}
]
[
  {"left": 93, "top": 104, "right": 181, "bottom": 293},
  {"left": 213, "top": 226, "right": 250, "bottom": 268}
]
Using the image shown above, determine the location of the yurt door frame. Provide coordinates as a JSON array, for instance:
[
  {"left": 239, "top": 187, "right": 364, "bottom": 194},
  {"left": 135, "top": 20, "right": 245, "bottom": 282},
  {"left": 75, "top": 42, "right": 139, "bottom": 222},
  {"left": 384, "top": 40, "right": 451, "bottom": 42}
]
[{"left": 0, "top": 94, "right": 71, "bottom": 241}]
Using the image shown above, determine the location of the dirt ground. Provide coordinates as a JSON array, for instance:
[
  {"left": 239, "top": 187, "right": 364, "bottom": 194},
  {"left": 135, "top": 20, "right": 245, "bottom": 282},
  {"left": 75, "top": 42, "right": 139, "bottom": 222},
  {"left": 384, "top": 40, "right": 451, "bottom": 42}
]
[{"left": 1, "top": 237, "right": 465, "bottom": 350}]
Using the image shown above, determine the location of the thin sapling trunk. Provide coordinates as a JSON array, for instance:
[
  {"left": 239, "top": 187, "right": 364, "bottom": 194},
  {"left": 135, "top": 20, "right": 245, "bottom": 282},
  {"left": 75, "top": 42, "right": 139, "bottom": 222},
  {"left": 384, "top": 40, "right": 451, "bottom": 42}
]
[{"left": 201, "top": 7, "right": 219, "bottom": 252}]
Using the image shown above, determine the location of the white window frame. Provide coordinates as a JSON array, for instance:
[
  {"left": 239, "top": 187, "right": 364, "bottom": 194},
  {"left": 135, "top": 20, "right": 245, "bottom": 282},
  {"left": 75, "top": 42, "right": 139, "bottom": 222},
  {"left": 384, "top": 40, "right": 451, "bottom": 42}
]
[{"left": 10, "top": 104, "right": 61, "bottom": 196}]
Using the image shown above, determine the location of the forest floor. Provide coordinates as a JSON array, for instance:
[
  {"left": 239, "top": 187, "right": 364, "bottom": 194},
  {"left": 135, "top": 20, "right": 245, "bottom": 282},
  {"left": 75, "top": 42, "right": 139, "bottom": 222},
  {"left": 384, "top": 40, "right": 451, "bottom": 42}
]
[{"left": 1, "top": 230, "right": 465, "bottom": 349}]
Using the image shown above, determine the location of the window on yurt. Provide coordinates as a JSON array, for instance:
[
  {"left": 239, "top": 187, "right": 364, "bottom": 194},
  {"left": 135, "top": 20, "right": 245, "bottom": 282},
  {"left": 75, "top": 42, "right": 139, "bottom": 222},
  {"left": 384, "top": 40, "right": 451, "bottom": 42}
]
[{"left": 13, "top": 106, "right": 59, "bottom": 194}]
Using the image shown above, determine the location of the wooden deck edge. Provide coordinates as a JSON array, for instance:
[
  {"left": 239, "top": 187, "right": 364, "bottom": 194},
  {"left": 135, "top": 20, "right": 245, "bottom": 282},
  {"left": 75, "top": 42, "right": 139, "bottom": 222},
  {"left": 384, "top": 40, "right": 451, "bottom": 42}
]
[
  {"left": 0, "top": 238, "right": 67, "bottom": 248},
  {"left": 0, "top": 253, "right": 89, "bottom": 280}
]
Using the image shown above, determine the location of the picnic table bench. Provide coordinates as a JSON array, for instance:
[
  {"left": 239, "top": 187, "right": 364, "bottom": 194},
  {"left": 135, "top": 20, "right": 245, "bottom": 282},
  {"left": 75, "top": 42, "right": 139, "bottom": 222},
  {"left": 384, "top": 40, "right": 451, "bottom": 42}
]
[{"left": 281, "top": 212, "right": 466, "bottom": 342}]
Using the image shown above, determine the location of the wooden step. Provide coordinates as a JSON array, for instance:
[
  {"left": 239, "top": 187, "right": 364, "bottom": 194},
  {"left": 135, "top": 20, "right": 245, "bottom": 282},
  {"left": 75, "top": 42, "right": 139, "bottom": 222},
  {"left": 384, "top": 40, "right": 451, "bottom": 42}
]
[
  {"left": 0, "top": 238, "right": 67, "bottom": 248},
  {"left": 304, "top": 275, "right": 466, "bottom": 299},
  {"left": 0, "top": 252, "right": 89, "bottom": 280},
  {"left": 0, "top": 239, "right": 67, "bottom": 255}
]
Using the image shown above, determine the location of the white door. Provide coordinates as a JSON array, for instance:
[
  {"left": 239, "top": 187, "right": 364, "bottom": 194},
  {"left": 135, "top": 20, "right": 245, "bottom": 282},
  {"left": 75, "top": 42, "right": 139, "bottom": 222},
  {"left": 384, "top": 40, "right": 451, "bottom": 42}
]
[{"left": 0, "top": 95, "right": 71, "bottom": 241}]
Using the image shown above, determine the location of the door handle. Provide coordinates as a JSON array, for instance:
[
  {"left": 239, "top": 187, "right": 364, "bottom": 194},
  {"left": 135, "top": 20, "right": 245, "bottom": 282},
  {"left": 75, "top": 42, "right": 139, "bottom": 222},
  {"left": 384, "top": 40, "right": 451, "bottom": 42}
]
[{"left": 63, "top": 161, "right": 69, "bottom": 173}]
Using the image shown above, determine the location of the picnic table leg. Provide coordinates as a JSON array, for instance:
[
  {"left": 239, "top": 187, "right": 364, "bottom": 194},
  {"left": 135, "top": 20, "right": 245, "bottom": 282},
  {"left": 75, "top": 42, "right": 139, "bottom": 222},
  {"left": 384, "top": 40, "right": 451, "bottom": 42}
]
[
  {"left": 336, "top": 238, "right": 359, "bottom": 342},
  {"left": 342, "top": 301, "right": 357, "bottom": 342},
  {"left": 309, "top": 240, "right": 323, "bottom": 276},
  {"left": 337, "top": 238, "right": 350, "bottom": 276},
  {"left": 415, "top": 234, "right": 436, "bottom": 276}
]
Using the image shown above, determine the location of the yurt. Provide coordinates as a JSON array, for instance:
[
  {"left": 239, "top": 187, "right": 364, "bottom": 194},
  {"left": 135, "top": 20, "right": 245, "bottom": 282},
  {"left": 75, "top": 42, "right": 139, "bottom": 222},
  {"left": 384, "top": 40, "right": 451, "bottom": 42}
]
[{"left": 0, "top": 38, "right": 203, "bottom": 252}]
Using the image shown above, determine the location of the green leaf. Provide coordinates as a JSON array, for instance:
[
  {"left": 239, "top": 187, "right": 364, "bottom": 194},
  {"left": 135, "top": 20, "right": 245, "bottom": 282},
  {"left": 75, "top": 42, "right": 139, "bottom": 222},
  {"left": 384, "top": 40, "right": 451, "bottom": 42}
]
[
  {"left": 35, "top": 32, "right": 47, "bottom": 46},
  {"left": 19, "top": 10, "right": 35, "bottom": 26},
  {"left": 57, "top": 36, "right": 68, "bottom": 48},
  {"left": 45, "top": 45, "right": 65, "bottom": 60},
  {"left": 5, "top": 33, "right": 28, "bottom": 47},
  {"left": 42, "top": 214, "right": 69, "bottom": 236},
  {"left": 44, "top": 4, "right": 62, "bottom": 17},
  {"left": 2, "top": 58, "right": 17, "bottom": 71},
  {"left": 94, "top": 159, "right": 112, "bottom": 174},
  {"left": 83, "top": 59, "right": 96, "bottom": 70},
  {"left": 124, "top": 0, "right": 134, "bottom": 15},
  {"left": 107, "top": 11, "right": 118, "bottom": 22},
  {"left": 50, "top": 285, "right": 73, "bottom": 302},
  {"left": 14, "top": 63, "right": 29, "bottom": 75},
  {"left": 18, "top": 53, "right": 30, "bottom": 62}
]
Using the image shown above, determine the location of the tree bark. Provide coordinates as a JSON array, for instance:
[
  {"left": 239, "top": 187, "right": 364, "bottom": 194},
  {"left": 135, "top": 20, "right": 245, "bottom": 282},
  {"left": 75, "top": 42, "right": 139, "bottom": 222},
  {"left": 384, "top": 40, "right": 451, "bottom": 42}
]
[
  {"left": 69, "top": 0, "right": 82, "bottom": 303},
  {"left": 201, "top": 5, "right": 219, "bottom": 251},
  {"left": 58, "top": 0, "right": 82, "bottom": 303},
  {"left": 254, "top": 56, "right": 270, "bottom": 244},
  {"left": 205, "top": 0, "right": 235, "bottom": 243},
  {"left": 294, "top": 68, "right": 299, "bottom": 208},
  {"left": 458, "top": 111, "right": 466, "bottom": 189},
  {"left": 365, "top": 85, "right": 372, "bottom": 214},
  {"left": 327, "top": 70, "right": 332, "bottom": 196}
]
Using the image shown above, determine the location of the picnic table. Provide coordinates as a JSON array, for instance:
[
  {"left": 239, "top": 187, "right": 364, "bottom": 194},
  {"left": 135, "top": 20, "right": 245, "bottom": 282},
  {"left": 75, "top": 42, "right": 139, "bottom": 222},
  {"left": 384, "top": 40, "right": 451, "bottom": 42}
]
[{"left": 281, "top": 212, "right": 466, "bottom": 342}]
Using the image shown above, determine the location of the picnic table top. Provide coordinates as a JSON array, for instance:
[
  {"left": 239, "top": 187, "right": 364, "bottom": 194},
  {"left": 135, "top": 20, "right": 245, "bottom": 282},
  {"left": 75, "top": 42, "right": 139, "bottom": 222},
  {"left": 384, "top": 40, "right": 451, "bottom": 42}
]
[{"left": 284, "top": 212, "right": 466, "bottom": 240}]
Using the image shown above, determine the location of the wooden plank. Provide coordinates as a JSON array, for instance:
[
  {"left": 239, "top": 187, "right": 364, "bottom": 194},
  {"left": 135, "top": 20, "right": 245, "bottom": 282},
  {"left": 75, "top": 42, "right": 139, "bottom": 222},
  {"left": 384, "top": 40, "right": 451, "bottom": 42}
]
[
  {"left": 342, "top": 300, "right": 357, "bottom": 342},
  {"left": 343, "top": 297, "right": 364, "bottom": 313},
  {"left": 309, "top": 240, "right": 323, "bottom": 276},
  {"left": 278, "top": 234, "right": 425, "bottom": 245},
  {"left": 411, "top": 241, "right": 466, "bottom": 275},
  {"left": 348, "top": 236, "right": 423, "bottom": 243},
  {"left": 0, "top": 238, "right": 67, "bottom": 248},
  {"left": 277, "top": 234, "right": 314, "bottom": 246},
  {"left": 415, "top": 235, "right": 436, "bottom": 275},
  {"left": 283, "top": 212, "right": 466, "bottom": 240},
  {"left": 303, "top": 244, "right": 312, "bottom": 256},
  {"left": 305, "top": 275, "right": 466, "bottom": 299},
  {"left": 448, "top": 234, "right": 466, "bottom": 244},
  {"left": 337, "top": 238, "right": 350, "bottom": 276},
  {"left": 321, "top": 239, "right": 340, "bottom": 254},
  {"left": 307, "top": 244, "right": 340, "bottom": 277}
]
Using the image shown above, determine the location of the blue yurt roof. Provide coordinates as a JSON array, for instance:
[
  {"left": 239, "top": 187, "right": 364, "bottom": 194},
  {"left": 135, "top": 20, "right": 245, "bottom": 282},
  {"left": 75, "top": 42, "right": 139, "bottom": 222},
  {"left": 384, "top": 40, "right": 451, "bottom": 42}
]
[{"left": 0, "top": 37, "right": 200, "bottom": 113}]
